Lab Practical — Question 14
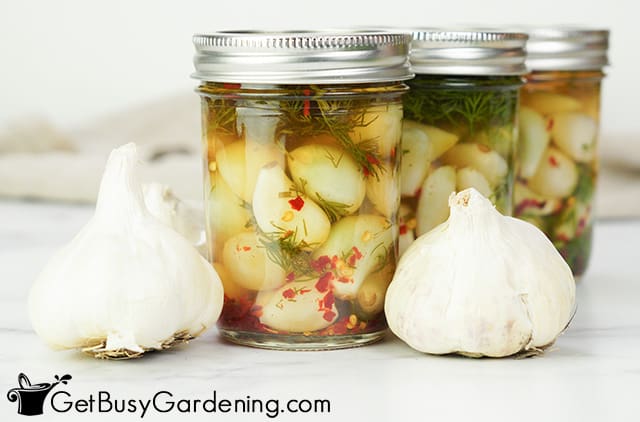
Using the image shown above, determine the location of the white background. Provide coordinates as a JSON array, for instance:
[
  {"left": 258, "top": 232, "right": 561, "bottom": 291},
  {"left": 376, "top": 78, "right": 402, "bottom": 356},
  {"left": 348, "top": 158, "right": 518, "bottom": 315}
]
[{"left": 0, "top": 0, "right": 636, "bottom": 136}]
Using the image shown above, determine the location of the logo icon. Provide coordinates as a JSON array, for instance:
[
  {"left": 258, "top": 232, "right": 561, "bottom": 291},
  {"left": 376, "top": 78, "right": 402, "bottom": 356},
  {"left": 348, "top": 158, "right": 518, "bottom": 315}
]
[{"left": 7, "top": 373, "right": 72, "bottom": 416}]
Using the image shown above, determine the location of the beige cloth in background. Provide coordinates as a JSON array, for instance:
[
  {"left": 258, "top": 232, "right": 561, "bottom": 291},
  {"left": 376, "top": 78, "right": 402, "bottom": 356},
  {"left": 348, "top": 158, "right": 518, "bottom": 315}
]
[
  {"left": 0, "top": 94, "right": 203, "bottom": 202},
  {"left": 0, "top": 93, "right": 639, "bottom": 218}
]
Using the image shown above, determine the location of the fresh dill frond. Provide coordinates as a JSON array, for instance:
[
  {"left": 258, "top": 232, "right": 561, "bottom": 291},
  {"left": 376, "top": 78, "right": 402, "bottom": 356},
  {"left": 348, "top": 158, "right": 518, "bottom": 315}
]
[
  {"left": 276, "top": 87, "right": 386, "bottom": 179},
  {"left": 313, "top": 192, "right": 352, "bottom": 223},
  {"left": 404, "top": 75, "right": 521, "bottom": 137}
]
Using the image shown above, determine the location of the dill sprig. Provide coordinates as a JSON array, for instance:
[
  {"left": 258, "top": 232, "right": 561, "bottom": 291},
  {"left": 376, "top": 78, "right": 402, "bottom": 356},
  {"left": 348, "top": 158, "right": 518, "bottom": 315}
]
[
  {"left": 256, "top": 224, "right": 316, "bottom": 278},
  {"left": 404, "top": 75, "right": 521, "bottom": 136},
  {"left": 294, "top": 177, "right": 352, "bottom": 223},
  {"left": 313, "top": 193, "right": 352, "bottom": 223},
  {"left": 276, "top": 88, "right": 385, "bottom": 179},
  {"left": 204, "top": 97, "right": 238, "bottom": 136}
]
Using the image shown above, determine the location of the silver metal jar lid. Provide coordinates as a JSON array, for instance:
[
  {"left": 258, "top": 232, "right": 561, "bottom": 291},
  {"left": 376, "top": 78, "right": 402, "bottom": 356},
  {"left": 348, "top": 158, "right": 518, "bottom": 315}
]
[
  {"left": 409, "top": 30, "right": 528, "bottom": 76},
  {"left": 192, "top": 30, "right": 414, "bottom": 84},
  {"left": 526, "top": 28, "right": 609, "bottom": 71}
]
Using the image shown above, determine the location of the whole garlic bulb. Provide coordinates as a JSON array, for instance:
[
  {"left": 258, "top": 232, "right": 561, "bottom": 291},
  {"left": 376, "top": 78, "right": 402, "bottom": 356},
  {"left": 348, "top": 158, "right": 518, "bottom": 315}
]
[
  {"left": 385, "top": 188, "right": 576, "bottom": 357},
  {"left": 28, "top": 143, "right": 223, "bottom": 359}
]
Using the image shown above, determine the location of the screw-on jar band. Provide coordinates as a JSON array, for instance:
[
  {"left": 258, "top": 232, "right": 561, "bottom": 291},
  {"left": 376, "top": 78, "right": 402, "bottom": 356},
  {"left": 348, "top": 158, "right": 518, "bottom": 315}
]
[
  {"left": 409, "top": 30, "right": 528, "bottom": 76},
  {"left": 192, "top": 30, "right": 414, "bottom": 84},
  {"left": 526, "top": 28, "right": 609, "bottom": 71}
]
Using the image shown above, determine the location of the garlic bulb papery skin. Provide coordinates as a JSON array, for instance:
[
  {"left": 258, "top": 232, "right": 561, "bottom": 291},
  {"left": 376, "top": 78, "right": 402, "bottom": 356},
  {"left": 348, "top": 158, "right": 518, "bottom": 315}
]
[
  {"left": 28, "top": 143, "right": 223, "bottom": 359},
  {"left": 385, "top": 188, "right": 576, "bottom": 358}
]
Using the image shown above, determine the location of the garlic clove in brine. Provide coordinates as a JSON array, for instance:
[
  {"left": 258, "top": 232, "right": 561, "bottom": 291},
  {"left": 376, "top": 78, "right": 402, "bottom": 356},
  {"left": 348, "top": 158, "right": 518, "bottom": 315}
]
[
  {"left": 252, "top": 162, "right": 331, "bottom": 246},
  {"left": 440, "top": 143, "right": 508, "bottom": 187},
  {"left": 222, "top": 231, "right": 286, "bottom": 291},
  {"left": 256, "top": 279, "right": 338, "bottom": 333},
  {"left": 28, "top": 143, "right": 224, "bottom": 359},
  {"left": 351, "top": 103, "right": 403, "bottom": 158},
  {"left": 415, "top": 165, "right": 456, "bottom": 236},
  {"left": 288, "top": 144, "right": 366, "bottom": 217},
  {"left": 385, "top": 188, "right": 576, "bottom": 358},
  {"left": 312, "top": 214, "right": 394, "bottom": 300},
  {"left": 365, "top": 162, "right": 398, "bottom": 218}
]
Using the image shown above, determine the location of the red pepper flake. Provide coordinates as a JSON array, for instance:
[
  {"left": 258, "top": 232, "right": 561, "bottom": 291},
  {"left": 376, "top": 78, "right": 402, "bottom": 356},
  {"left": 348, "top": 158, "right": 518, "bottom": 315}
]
[
  {"left": 548, "top": 155, "right": 559, "bottom": 167},
  {"left": 311, "top": 255, "right": 331, "bottom": 272},
  {"left": 352, "top": 246, "right": 363, "bottom": 260},
  {"left": 288, "top": 195, "right": 305, "bottom": 211},
  {"left": 282, "top": 288, "right": 296, "bottom": 299},
  {"left": 222, "top": 83, "right": 241, "bottom": 90},
  {"left": 242, "top": 246, "right": 252, "bottom": 252},
  {"left": 250, "top": 305, "right": 263, "bottom": 318},
  {"left": 546, "top": 118, "right": 554, "bottom": 131},
  {"left": 337, "top": 276, "right": 351, "bottom": 284},
  {"left": 298, "top": 288, "right": 311, "bottom": 295},
  {"left": 315, "top": 272, "right": 334, "bottom": 293},
  {"left": 390, "top": 147, "right": 397, "bottom": 160},
  {"left": 322, "top": 291, "right": 335, "bottom": 309},
  {"left": 322, "top": 310, "right": 337, "bottom": 322},
  {"left": 281, "top": 230, "right": 294, "bottom": 240},
  {"left": 399, "top": 225, "right": 408, "bottom": 235},
  {"left": 331, "top": 255, "right": 339, "bottom": 268},
  {"left": 286, "top": 272, "right": 296, "bottom": 282},
  {"left": 514, "top": 198, "right": 545, "bottom": 216},
  {"left": 302, "top": 89, "right": 311, "bottom": 117},
  {"left": 362, "top": 166, "right": 371, "bottom": 177},
  {"left": 348, "top": 254, "right": 357, "bottom": 267},
  {"left": 366, "top": 154, "right": 380, "bottom": 166}
]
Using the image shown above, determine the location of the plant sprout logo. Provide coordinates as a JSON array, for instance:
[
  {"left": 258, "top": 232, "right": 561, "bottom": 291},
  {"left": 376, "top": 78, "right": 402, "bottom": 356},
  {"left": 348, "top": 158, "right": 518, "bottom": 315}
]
[{"left": 7, "top": 373, "right": 72, "bottom": 416}]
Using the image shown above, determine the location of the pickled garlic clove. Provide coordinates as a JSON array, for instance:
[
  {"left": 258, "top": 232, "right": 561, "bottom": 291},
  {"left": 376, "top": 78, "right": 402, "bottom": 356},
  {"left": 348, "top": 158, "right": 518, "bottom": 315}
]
[
  {"left": 213, "top": 262, "right": 249, "bottom": 301},
  {"left": 513, "top": 182, "right": 562, "bottom": 216},
  {"left": 456, "top": 167, "right": 492, "bottom": 198},
  {"left": 256, "top": 280, "right": 338, "bottom": 333},
  {"left": 514, "top": 182, "right": 563, "bottom": 217},
  {"left": 216, "top": 141, "right": 247, "bottom": 201},
  {"left": 351, "top": 103, "right": 403, "bottom": 158},
  {"left": 416, "top": 166, "right": 456, "bottom": 236},
  {"left": 553, "top": 200, "right": 591, "bottom": 243},
  {"left": 527, "top": 147, "right": 579, "bottom": 199},
  {"left": 222, "top": 232, "right": 286, "bottom": 291},
  {"left": 288, "top": 144, "right": 366, "bottom": 217},
  {"left": 440, "top": 143, "right": 507, "bottom": 187},
  {"left": 285, "top": 133, "right": 339, "bottom": 151},
  {"left": 217, "top": 140, "right": 283, "bottom": 203},
  {"left": 313, "top": 214, "right": 394, "bottom": 300},
  {"left": 522, "top": 91, "right": 582, "bottom": 114},
  {"left": 518, "top": 107, "right": 551, "bottom": 179},
  {"left": 208, "top": 171, "right": 252, "bottom": 253},
  {"left": 355, "top": 264, "right": 394, "bottom": 320},
  {"left": 550, "top": 112, "right": 597, "bottom": 163},
  {"left": 365, "top": 162, "right": 398, "bottom": 218},
  {"left": 400, "top": 120, "right": 458, "bottom": 196},
  {"left": 398, "top": 203, "right": 416, "bottom": 257},
  {"left": 252, "top": 163, "right": 331, "bottom": 246}
]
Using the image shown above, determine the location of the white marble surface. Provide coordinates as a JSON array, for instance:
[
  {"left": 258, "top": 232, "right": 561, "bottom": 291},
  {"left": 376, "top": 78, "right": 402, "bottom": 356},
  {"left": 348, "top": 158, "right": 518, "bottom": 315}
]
[{"left": 1, "top": 200, "right": 639, "bottom": 421}]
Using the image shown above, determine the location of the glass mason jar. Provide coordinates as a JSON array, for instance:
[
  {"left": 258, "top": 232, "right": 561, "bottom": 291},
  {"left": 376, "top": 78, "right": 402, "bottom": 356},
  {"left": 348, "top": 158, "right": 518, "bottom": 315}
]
[
  {"left": 398, "top": 31, "right": 527, "bottom": 255},
  {"left": 192, "top": 31, "right": 413, "bottom": 350},
  {"left": 514, "top": 29, "right": 609, "bottom": 278}
]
